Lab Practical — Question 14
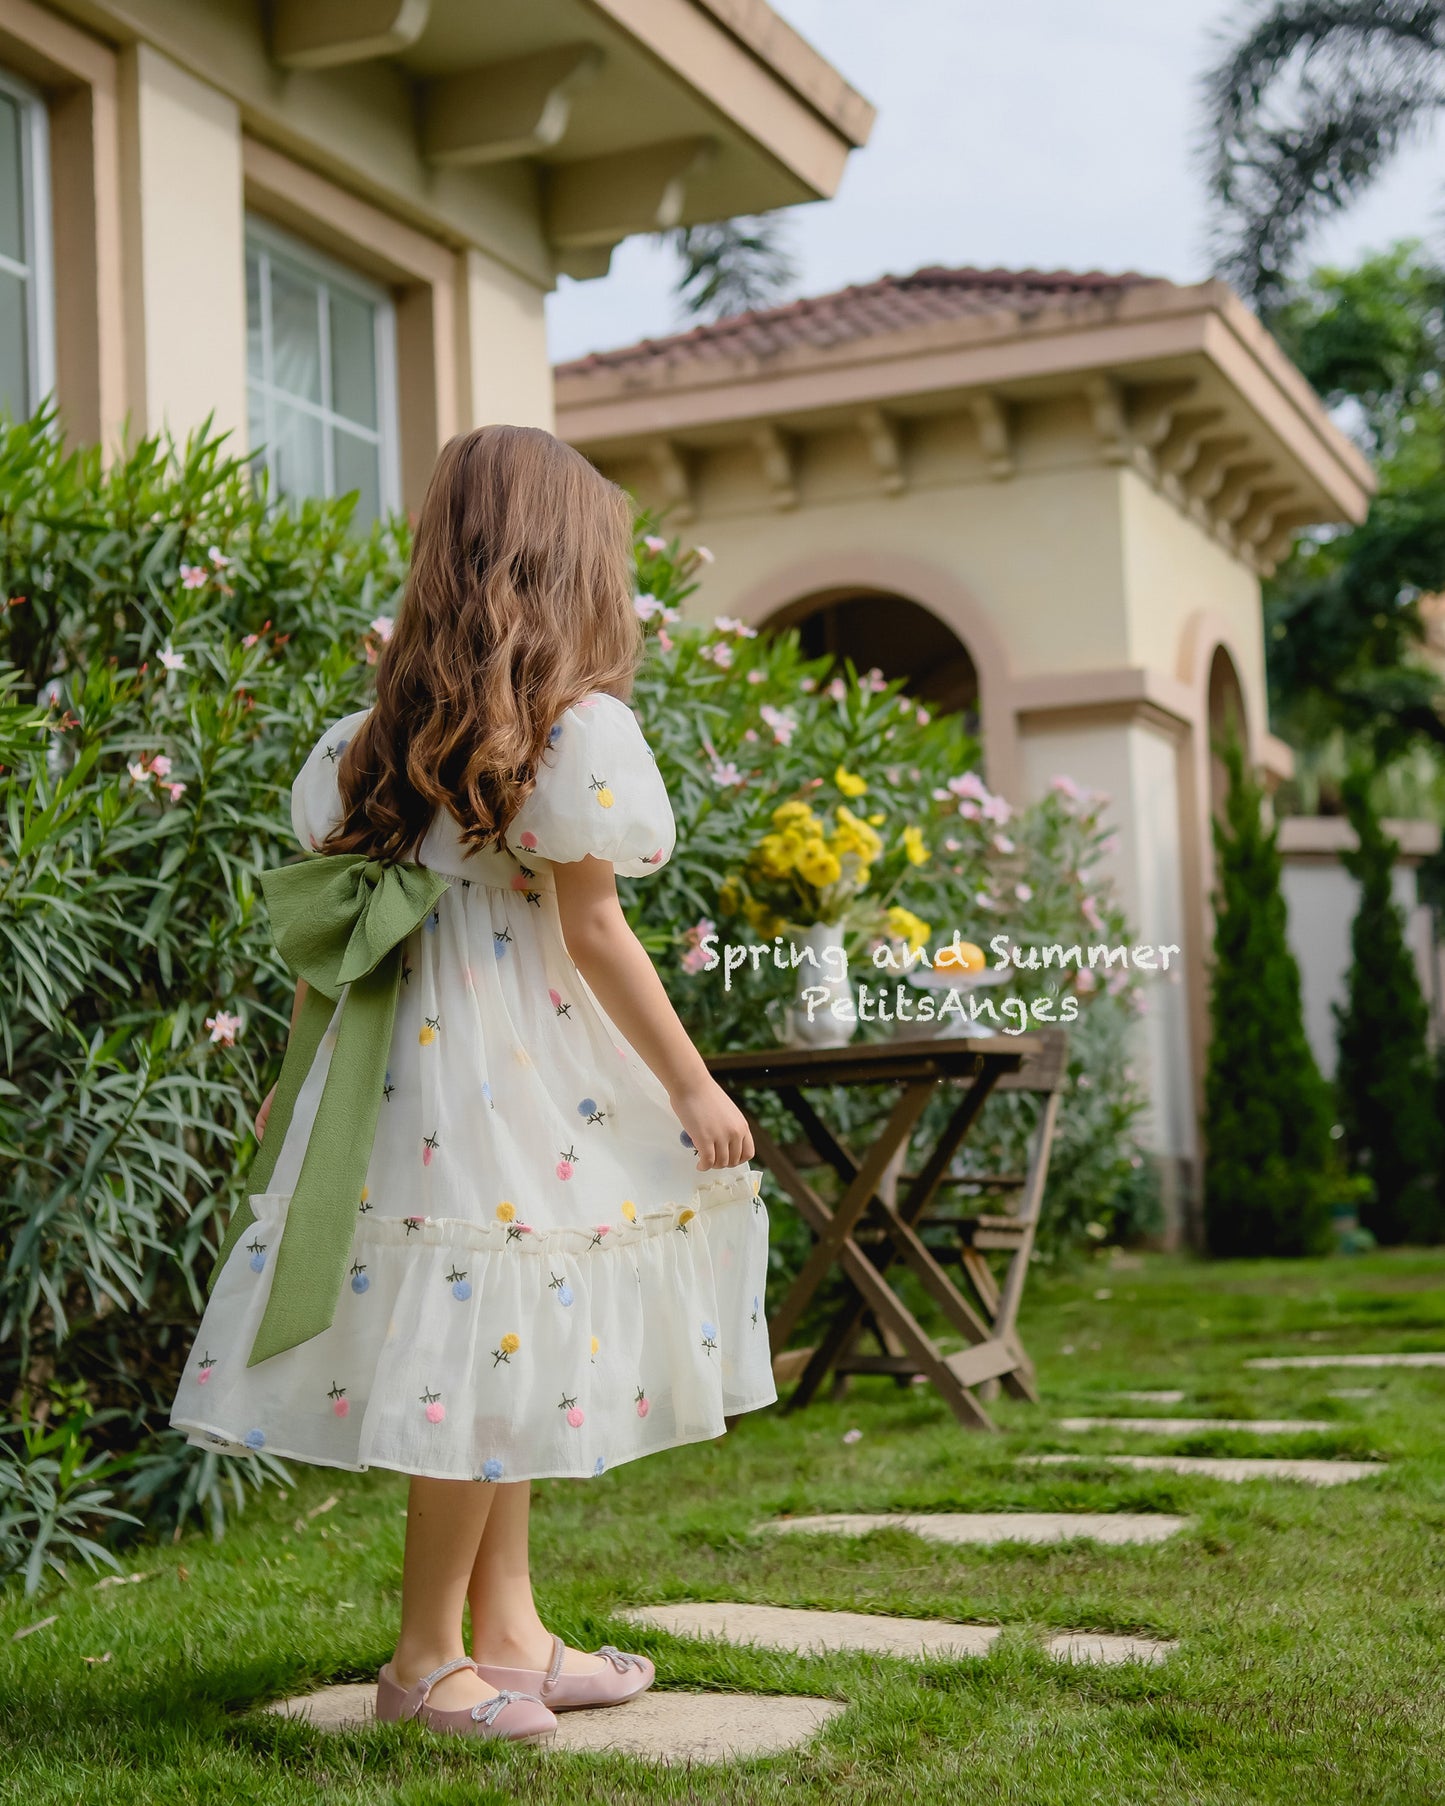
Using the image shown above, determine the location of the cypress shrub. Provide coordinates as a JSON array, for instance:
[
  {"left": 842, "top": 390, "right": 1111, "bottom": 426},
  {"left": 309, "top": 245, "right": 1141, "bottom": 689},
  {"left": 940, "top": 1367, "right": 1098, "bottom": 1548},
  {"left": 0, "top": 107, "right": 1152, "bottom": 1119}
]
[
  {"left": 1203, "top": 739, "right": 1335, "bottom": 1256},
  {"left": 1335, "top": 774, "right": 1443, "bottom": 1243}
]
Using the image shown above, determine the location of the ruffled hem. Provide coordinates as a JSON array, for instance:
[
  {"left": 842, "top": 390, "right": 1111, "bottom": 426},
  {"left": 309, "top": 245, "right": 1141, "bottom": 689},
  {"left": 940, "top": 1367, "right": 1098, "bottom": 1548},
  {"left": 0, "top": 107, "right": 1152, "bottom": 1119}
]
[{"left": 169, "top": 1178, "right": 776, "bottom": 1483}]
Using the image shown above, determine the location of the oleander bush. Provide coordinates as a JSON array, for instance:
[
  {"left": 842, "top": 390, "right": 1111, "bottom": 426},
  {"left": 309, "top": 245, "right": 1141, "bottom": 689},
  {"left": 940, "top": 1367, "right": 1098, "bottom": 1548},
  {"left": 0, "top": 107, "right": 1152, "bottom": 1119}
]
[{"left": 0, "top": 416, "right": 1152, "bottom": 1586}]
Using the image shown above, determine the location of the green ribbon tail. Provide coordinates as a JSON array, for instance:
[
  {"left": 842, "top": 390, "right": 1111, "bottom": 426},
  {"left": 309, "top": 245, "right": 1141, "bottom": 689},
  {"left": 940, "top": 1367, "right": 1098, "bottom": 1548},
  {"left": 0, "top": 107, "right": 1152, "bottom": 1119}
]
[
  {"left": 209, "top": 987, "right": 336, "bottom": 1292},
  {"left": 246, "top": 950, "right": 401, "bottom": 1366}
]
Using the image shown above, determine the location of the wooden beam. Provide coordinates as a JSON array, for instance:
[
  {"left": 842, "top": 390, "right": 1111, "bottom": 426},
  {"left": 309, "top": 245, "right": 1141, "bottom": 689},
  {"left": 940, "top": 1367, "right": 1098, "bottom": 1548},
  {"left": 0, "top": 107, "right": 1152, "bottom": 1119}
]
[
  {"left": 424, "top": 45, "right": 603, "bottom": 168},
  {"left": 857, "top": 405, "right": 905, "bottom": 495},
  {"left": 547, "top": 137, "right": 715, "bottom": 249},
  {"left": 969, "top": 392, "right": 1014, "bottom": 479},
  {"left": 271, "top": 0, "right": 431, "bottom": 70}
]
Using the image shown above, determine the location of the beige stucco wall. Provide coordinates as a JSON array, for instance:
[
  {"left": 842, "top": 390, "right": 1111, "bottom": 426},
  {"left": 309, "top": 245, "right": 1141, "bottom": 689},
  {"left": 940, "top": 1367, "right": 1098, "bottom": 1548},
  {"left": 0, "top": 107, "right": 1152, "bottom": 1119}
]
[
  {"left": 117, "top": 42, "right": 246, "bottom": 444},
  {"left": 461, "top": 248, "right": 555, "bottom": 434}
]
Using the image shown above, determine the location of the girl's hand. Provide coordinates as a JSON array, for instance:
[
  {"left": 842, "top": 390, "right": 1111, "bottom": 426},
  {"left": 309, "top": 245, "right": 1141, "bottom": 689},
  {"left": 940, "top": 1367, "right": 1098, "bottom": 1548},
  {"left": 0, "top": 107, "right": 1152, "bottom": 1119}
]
[
  {"left": 670, "top": 1077, "right": 754, "bottom": 1172},
  {"left": 254, "top": 1085, "right": 277, "bottom": 1143}
]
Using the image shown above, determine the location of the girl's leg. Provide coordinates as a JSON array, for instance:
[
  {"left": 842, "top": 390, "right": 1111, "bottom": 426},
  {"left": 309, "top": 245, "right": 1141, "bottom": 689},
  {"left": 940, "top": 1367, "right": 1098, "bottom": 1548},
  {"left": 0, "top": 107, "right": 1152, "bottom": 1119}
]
[
  {"left": 467, "top": 1481, "right": 603, "bottom": 1675},
  {"left": 392, "top": 1475, "right": 503, "bottom": 1710}
]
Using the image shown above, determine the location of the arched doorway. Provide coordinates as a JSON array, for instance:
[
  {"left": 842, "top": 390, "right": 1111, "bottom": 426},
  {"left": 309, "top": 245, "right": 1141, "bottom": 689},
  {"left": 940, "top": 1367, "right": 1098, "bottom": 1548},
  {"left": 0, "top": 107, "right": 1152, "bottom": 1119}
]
[
  {"left": 1207, "top": 645, "right": 1248, "bottom": 820},
  {"left": 762, "top": 588, "right": 981, "bottom": 732}
]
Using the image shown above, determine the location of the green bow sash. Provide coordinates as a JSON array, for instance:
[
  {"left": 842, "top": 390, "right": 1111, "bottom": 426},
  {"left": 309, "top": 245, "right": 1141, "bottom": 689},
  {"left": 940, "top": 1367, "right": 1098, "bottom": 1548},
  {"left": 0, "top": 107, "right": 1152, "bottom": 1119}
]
[{"left": 212, "top": 854, "right": 449, "bottom": 1366}]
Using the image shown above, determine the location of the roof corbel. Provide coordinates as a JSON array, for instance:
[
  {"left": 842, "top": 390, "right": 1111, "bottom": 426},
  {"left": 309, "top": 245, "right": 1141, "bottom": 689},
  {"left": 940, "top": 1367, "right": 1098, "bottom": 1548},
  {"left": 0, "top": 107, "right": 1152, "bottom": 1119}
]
[
  {"left": 272, "top": 0, "right": 431, "bottom": 69},
  {"left": 968, "top": 392, "right": 1014, "bottom": 480},
  {"left": 857, "top": 406, "right": 905, "bottom": 496},
  {"left": 424, "top": 45, "right": 604, "bottom": 167},
  {"left": 649, "top": 440, "right": 695, "bottom": 523},
  {"left": 754, "top": 424, "right": 799, "bottom": 509},
  {"left": 547, "top": 138, "right": 715, "bottom": 250}
]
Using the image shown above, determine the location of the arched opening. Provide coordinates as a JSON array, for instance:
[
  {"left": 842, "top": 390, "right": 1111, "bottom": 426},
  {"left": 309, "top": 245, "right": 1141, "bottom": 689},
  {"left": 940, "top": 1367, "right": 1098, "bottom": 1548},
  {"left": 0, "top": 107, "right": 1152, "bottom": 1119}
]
[
  {"left": 762, "top": 588, "right": 980, "bottom": 732},
  {"left": 1207, "top": 645, "right": 1248, "bottom": 820}
]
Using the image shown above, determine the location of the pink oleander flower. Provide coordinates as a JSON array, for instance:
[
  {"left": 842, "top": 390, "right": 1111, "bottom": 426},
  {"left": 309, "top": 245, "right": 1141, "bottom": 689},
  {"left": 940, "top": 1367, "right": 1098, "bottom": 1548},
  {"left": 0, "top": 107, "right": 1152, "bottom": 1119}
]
[
  {"left": 842, "top": 1427, "right": 863, "bottom": 1445},
  {"left": 634, "top": 593, "right": 664, "bottom": 621},
  {"left": 747, "top": 668, "right": 766, "bottom": 684},
  {"left": 948, "top": 772, "right": 989, "bottom": 802},
  {"left": 992, "top": 833, "right": 1015, "bottom": 855},
  {"left": 167, "top": 782, "right": 187, "bottom": 802},
  {"left": 206, "top": 1010, "right": 242, "bottom": 1046},
  {"left": 127, "top": 761, "right": 151, "bottom": 785},
  {"left": 826, "top": 676, "right": 847, "bottom": 702},
  {"left": 695, "top": 545, "right": 715, "bottom": 563},
  {"left": 981, "top": 793, "right": 1012, "bottom": 824},
  {"left": 643, "top": 534, "right": 667, "bottom": 554},
  {"left": 208, "top": 546, "right": 231, "bottom": 569},
  {"left": 958, "top": 801, "right": 980, "bottom": 820},
  {"left": 1051, "top": 774, "right": 1082, "bottom": 802},
  {"left": 799, "top": 676, "right": 816, "bottom": 692},
  {"left": 743, "top": 728, "right": 758, "bottom": 742},
  {"left": 1015, "top": 883, "right": 1033, "bottom": 902},
  {"left": 369, "top": 615, "right": 394, "bottom": 643},
  {"left": 944, "top": 837, "right": 962, "bottom": 853},
  {"left": 1082, "top": 894, "right": 1104, "bottom": 934},
  {"left": 974, "top": 891, "right": 996, "bottom": 910},
  {"left": 681, "top": 917, "right": 716, "bottom": 975},
  {"left": 701, "top": 640, "right": 733, "bottom": 668},
  {"left": 242, "top": 632, "right": 261, "bottom": 648},
  {"left": 1099, "top": 833, "right": 1120, "bottom": 857},
  {"left": 1106, "top": 967, "right": 1130, "bottom": 995},
  {"left": 179, "top": 564, "right": 207, "bottom": 590},
  {"left": 709, "top": 760, "right": 744, "bottom": 787},
  {"left": 158, "top": 646, "right": 185, "bottom": 672},
  {"left": 1075, "top": 968, "right": 1097, "bottom": 994},
  {"left": 863, "top": 667, "right": 887, "bottom": 692},
  {"left": 657, "top": 629, "right": 674, "bottom": 653},
  {"left": 149, "top": 754, "right": 172, "bottom": 778},
  {"left": 714, "top": 615, "right": 757, "bottom": 638},
  {"left": 916, "top": 708, "right": 930, "bottom": 725},
  {"left": 760, "top": 704, "right": 797, "bottom": 746}
]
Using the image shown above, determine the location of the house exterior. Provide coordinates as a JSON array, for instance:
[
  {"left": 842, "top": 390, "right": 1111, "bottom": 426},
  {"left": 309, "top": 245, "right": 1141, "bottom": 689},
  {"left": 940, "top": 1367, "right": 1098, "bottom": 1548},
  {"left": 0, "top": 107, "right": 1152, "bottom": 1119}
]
[
  {"left": 554, "top": 266, "right": 1376, "bottom": 1232},
  {"left": 0, "top": 0, "right": 871, "bottom": 517}
]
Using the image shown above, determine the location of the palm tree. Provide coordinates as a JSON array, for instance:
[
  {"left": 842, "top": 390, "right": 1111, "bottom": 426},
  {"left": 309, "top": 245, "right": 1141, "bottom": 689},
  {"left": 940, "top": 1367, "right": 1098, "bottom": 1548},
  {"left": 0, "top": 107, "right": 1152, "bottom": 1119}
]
[
  {"left": 1203, "top": 1, "right": 1445, "bottom": 312},
  {"left": 669, "top": 214, "right": 799, "bottom": 321}
]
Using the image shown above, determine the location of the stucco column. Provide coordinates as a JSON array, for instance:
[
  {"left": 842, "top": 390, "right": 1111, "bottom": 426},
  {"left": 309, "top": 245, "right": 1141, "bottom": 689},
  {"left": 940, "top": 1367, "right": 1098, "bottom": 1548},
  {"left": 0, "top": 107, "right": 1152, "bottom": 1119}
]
[
  {"left": 116, "top": 42, "right": 245, "bottom": 447},
  {"left": 460, "top": 247, "right": 554, "bottom": 433},
  {"left": 1017, "top": 714, "right": 1199, "bottom": 1234}
]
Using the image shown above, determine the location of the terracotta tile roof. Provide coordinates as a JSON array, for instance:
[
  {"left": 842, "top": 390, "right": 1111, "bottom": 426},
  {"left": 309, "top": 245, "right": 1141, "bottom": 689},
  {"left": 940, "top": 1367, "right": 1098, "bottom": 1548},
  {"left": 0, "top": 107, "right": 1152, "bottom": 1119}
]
[{"left": 555, "top": 264, "right": 1167, "bottom": 379}]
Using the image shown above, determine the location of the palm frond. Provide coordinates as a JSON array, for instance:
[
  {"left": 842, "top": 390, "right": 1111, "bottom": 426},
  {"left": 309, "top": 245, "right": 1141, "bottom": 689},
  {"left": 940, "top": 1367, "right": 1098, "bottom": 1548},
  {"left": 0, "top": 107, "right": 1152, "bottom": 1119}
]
[
  {"left": 1201, "top": 1, "right": 1445, "bottom": 306},
  {"left": 670, "top": 214, "right": 799, "bottom": 322}
]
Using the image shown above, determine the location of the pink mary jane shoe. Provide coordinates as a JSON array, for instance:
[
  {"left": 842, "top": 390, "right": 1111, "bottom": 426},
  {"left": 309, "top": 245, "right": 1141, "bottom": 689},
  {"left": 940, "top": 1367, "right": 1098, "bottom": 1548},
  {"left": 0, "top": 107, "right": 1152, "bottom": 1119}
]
[
  {"left": 473, "top": 1634, "right": 654, "bottom": 1712},
  {"left": 375, "top": 1655, "right": 556, "bottom": 1742}
]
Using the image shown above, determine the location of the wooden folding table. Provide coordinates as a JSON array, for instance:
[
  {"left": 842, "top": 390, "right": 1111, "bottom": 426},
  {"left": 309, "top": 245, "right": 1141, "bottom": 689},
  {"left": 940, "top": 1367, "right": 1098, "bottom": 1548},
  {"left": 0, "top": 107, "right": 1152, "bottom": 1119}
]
[{"left": 708, "top": 1032, "right": 1067, "bottom": 1432}]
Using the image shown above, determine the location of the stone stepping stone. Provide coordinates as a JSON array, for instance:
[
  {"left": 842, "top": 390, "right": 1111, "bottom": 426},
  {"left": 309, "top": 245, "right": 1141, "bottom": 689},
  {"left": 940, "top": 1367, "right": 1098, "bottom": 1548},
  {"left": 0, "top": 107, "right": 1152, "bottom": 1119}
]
[
  {"left": 1247, "top": 1352, "right": 1445, "bottom": 1370},
  {"left": 621, "top": 1602, "right": 1000, "bottom": 1660},
  {"left": 623, "top": 1603, "right": 1171, "bottom": 1668},
  {"left": 1058, "top": 1415, "right": 1330, "bottom": 1435},
  {"left": 266, "top": 1683, "right": 843, "bottom": 1762},
  {"left": 1024, "top": 1454, "right": 1382, "bottom": 1485},
  {"left": 1116, "top": 1390, "right": 1185, "bottom": 1404},
  {"left": 759, "top": 1510, "right": 1187, "bottom": 1546},
  {"left": 1047, "top": 1632, "right": 1176, "bottom": 1666}
]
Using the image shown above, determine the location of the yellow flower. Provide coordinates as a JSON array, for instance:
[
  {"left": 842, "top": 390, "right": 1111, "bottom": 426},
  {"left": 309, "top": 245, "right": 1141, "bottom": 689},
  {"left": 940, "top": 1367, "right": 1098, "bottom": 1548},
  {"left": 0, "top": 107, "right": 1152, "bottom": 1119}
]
[
  {"left": 834, "top": 764, "right": 867, "bottom": 798},
  {"left": 499, "top": 1332, "right": 520, "bottom": 1354},
  {"left": 867, "top": 812, "right": 886, "bottom": 826},
  {"left": 756, "top": 832, "right": 797, "bottom": 877},
  {"left": 832, "top": 805, "right": 883, "bottom": 864},
  {"left": 796, "top": 841, "right": 842, "bottom": 887},
  {"left": 902, "top": 824, "right": 929, "bottom": 867},
  {"left": 772, "top": 799, "right": 819, "bottom": 830},
  {"left": 886, "top": 905, "right": 931, "bottom": 952},
  {"left": 621, "top": 1199, "right": 637, "bottom": 1222},
  {"left": 718, "top": 878, "right": 741, "bottom": 915},
  {"left": 496, "top": 1201, "right": 516, "bottom": 1223}
]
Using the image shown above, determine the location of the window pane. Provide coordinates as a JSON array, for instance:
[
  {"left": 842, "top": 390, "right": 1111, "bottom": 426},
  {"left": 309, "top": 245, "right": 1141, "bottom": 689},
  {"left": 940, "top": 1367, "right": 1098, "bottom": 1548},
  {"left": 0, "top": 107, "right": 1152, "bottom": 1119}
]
[
  {"left": 0, "top": 94, "right": 24, "bottom": 268},
  {"left": 269, "top": 399, "right": 324, "bottom": 503},
  {"left": 246, "top": 384, "right": 268, "bottom": 482},
  {"left": 268, "top": 258, "right": 322, "bottom": 405},
  {"left": 0, "top": 267, "right": 29, "bottom": 417},
  {"left": 245, "top": 248, "right": 264, "bottom": 385},
  {"left": 329, "top": 288, "right": 378, "bottom": 429},
  {"left": 334, "top": 427, "right": 382, "bottom": 528}
]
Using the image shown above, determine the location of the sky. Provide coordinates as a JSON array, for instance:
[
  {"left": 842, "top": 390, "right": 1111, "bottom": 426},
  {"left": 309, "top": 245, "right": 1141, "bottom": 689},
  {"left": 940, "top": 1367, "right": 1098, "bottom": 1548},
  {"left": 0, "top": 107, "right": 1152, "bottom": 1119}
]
[{"left": 544, "top": 0, "right": 1444, "bottom": 363}]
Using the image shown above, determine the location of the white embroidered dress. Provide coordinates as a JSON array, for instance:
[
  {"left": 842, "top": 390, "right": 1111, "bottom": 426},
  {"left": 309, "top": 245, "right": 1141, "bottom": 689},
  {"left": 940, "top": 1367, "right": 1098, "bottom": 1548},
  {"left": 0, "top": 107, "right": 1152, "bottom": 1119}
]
[{"left": 170, "top": 694, "right": 775, "bottom": 1482}]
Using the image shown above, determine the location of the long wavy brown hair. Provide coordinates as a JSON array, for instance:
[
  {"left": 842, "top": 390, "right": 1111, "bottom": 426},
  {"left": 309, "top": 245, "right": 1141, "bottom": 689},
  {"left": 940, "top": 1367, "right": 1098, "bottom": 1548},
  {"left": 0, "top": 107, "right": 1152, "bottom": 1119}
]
[{"left": 324, "top": 425, "right": 641, "bottom": 862}]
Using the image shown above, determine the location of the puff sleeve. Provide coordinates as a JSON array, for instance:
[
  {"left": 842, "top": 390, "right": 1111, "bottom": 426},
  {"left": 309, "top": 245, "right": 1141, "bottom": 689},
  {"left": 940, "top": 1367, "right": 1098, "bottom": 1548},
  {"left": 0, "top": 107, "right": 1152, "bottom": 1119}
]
[
  {"left": 289, "top": 708, "right": 370, "bottom": 853},
  {"left": 508, "top": 694, "right": 675, "bottom": 876}
]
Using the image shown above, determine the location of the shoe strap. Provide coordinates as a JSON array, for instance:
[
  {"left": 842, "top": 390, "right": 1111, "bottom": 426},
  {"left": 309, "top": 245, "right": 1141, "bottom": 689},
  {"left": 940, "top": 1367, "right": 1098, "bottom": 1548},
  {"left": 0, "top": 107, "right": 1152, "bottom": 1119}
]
[
  {"left": 543, "top": 1633, "right": 566, "bottom": 1692},
  {"left": 410, "top": 1656, "right": 480, "bottom": 1716}
]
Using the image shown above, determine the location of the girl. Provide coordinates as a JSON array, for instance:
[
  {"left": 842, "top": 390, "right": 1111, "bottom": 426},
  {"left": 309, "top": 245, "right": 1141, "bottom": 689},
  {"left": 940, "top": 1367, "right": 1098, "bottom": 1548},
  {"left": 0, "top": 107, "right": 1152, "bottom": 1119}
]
[{"left": 172, "top": 426, "right": 775, "bottom": 1743}]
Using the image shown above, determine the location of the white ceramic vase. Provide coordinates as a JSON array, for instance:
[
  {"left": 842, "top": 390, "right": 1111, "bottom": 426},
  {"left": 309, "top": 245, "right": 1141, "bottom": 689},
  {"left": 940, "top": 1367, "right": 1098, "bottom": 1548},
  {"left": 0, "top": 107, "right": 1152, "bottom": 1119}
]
[{"left": 784, "top": 920, "right": 856, "bottom": 1049}]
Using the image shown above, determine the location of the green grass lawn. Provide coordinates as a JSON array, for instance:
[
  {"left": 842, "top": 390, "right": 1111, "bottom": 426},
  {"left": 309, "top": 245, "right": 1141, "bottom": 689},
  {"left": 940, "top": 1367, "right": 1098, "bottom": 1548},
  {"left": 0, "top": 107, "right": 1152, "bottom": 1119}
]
[{"left": 3, "top": 1249, "right": 1444, "bottom": 1805}]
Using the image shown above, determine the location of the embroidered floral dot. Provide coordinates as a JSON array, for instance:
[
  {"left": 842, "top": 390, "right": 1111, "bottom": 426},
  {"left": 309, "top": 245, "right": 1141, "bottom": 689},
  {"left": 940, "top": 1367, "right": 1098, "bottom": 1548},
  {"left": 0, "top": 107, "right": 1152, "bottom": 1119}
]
[
  {"left": 448, "top": 1266, "right": 471, "bottom": 1302},
  {"left": 419, "top": 1015, "right": 440, "bottom": 1046},
  {"left": 197, "top": 1353, "right": 215, "bottom": 1385},
  {"left": 328, "top": 1382, "right": 349, "bottom": 1418},
  {"left": 421, "top": 1388, "right": 445, "bottom": 1424},
  {"left": 590, "top": 1335, "right": 600, "bottom": 1359},
  {"left": 496, "top": 1201, "right": 516, "bottom": 1223},
  {"left": 621, "top": 1200, "right": 637, "bottom": 1223},
  {"left": 493, "top": 1332, "right": 520, "bottom": 1367},
  {"left": 422, "top": 1132, "right": 439, "bottom": 1166},
  {"left": 560, "top": 1393, "right": 584, "bottom": 1428},
  {"left": 635, "top": 1387, "right": 649, "bottom": 1418},
  {"left": 247, "top": 1238, "right": 267, "bottom": 1273},
  {"left": 679, "top": 1131, "right": 695, "bottom": 1150},
  {"left": 550, "top": 1272, "right": 575, "bottom": 1307},
  {"left": 243, "top": 1428, "right": 265, "bottom": 1450},
  {"left": 701, "top": 1321, "right": 718, "bottom": 1356},
  {"left": 350, "top": 1261, "right": 369, "bottom": 1294},
  {"left": 556, "top": 1146, "right": 577, "bottom": 1180},
  {"left": 521, "top": 828, "right": 539, "bottom": 847},
  {"left": 481, "top": 1457, "right": 504, "bottom": 1481},
  {"left": 593, "top": 1456, "right": 606, "bottom": 1477},
  {"left": 677, "top": 1209, "right": 695, "bottom": 1232}
]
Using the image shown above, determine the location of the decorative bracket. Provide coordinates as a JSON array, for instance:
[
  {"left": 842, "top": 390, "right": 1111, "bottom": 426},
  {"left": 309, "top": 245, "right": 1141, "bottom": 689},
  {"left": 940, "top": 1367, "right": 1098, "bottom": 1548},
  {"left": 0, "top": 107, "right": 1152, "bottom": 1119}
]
[
  {"left": 424, "top": 45, "right": 604, "bottom": 167},
  {"left": 857, "top": 406, "right": 905, "bottom": 495},
  {"left": 650, "top": 440, "right": 694, "bottom": 524},
  {"left": 754, "top": 424, "right": 799, "bottom": 510},
  {"left": 1083, "top": 374, "right": 1132, "bottom": 466},
  {"left": 547, "top": 137, "right": 715, "bottom": 250},
  {"left": 1156, "top": 407, "right": 1226, "bottom": 481},
  {"left": 272, "top": 0, "right": 431, "bottom": 69},
  {"left": 968, "top": 392, "right": 1014, "bottom": 479},
  {"left": 1212, "top": 462, "right": 1274, "bottom": 527},
  {"left": 1183, "top": 435, "right": 1250, "bottom": 503},
  {"left": 1128, "top": 379, "right": 1198, "bottom": 449}
]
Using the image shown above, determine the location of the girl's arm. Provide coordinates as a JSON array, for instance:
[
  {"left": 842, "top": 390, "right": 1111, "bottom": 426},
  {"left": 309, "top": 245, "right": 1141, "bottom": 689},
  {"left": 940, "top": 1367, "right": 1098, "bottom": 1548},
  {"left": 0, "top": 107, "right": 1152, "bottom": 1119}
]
[
  {"left": 553, "top": 856, "right": 753, "bottom": 1172},
  {"left": 254, "top": 978, "right": 309, "bottom": 1142}
]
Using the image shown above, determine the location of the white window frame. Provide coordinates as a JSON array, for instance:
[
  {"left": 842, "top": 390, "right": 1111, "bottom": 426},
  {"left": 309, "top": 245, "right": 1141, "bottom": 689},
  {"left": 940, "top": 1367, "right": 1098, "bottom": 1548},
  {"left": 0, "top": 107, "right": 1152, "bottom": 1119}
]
[
  {"left": 0, "top": 65, "right": 56, "bottom": 417},
  {"left": 243, "top": 215, "right": 401, "bottom": 518}
]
